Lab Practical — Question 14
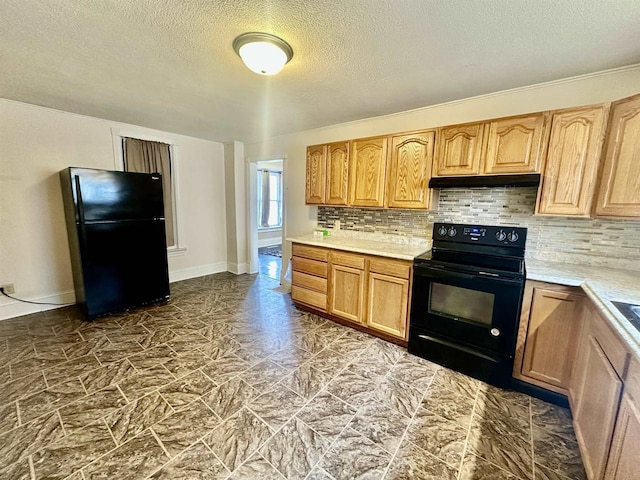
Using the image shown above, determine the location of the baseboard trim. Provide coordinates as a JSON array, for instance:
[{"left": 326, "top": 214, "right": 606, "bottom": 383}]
[
  {"left": 0, "top": 290, "right": 76, "bottom": 321},
  {"left": 227, "top": 262, "right": 249, "bottom": 275},
  {"left": 168, "top": 262, "right": 228, "bottom": 283},
  {"left": 258, "top": 238, "right": 282, "bottom": 248}
]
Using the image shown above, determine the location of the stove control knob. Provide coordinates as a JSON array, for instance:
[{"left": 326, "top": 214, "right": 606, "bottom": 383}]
[
  {"left": 491, "top": 328, "right": 501, "bottom": 337},
  {"left": 438, "top": 226, "right": 448, "bottom": 236},
  {"left": 495, "top": 230, "right": 507, "bottom": 241},
  {"left": 507, "top": 231, "right": 519, "bottom": 242},
  {"left": 448, "top": 227, "right": 457, "bottom": 237}
]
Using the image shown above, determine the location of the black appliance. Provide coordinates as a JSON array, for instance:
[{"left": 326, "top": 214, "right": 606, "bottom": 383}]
[
  {"left": 60, "top": 167, "right": 170, "bottom": 319},
  {"left": 408, "top": 222, "right": 527, "bottom": 387}
]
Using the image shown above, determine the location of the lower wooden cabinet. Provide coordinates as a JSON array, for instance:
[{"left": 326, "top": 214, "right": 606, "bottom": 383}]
[
  {"left": 604, "top": 391, "right": 640, "bottom": 480},
  {"left": 328, "top": 263, "right": 365, "bottom": 324},
  {"left": 569, "top": 303, "right": 629, "bottom": 480},
  {"left": 514, "top": 282, "right": 584, "bottom": 394},
  {"left": 291, "top": 244, "right": 328, "bottom": 311},
  {"left": 291, "top": 243, "right": 412, "bottom": 342},
  {"left": 366, "top": 272, "right": 409, "bottom": 338},
  {"left": 572, "top": 333, "right": 623, "bottom": 480}
]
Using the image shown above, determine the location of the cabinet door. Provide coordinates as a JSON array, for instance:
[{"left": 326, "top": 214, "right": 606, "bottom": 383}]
[
  {"left": 537, "top": 105, "right": 608, "bottom": 216},
  {"left": 349, "top": 137, "right": 388, "bottom": 207},
  {"left": 387, "top": 131, "right": 436, "bottom": 209},
  {"left": 596, "top": 94, "right": 640, "bottom": 217},
  {"left": 305, "top": 144, "right": 327, "bottom": 205},
  {"left": 329, "top": 264, "right": 365, "bottom": 324},
  {"left": 366, "top": 272, "right": 409, "bottom": 339},
  {"left": 572, "top": 333, "right": 623, "bottom": 480},
  {"left": 326, "top": 141, "right": 349, "bottom": 205},
  {"left": 483, "top": 113, "right": 547, "bottom": 174},
  {"left": 520, "top": 289, "right": 583, "bottom": 392},
  {"left": 604, "top": 392, "right": 640, "bottom": 480},
  {"left": 434, "top": 123, "right": 485, "bottom": 176}
]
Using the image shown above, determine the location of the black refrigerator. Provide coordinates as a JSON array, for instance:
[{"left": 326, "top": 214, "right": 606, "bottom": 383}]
[{"left": 60, "top": 167, "right": 170, "bottom": 319}]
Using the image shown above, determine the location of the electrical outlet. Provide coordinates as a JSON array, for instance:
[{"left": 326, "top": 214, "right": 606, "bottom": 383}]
[
  {"left": 334, "top": 220, "right": 341, "bottom": 230},
  {"left": 1, "top": 283, "right": 14, "bottom": 295}
]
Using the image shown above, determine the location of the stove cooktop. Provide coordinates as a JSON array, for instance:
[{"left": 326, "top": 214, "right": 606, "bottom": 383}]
[{"left": 612, "top": 301, "right": 640, "bottom": 334}]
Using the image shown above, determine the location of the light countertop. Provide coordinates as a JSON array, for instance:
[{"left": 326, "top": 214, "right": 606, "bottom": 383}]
[
  {"left": 527, "top": 259, "right": 640, "bottom": 361},
  {"left": 287, "top": 231, "right": 429, "bottom": 261}
]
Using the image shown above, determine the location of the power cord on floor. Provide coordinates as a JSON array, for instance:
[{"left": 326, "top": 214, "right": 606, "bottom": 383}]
[{"left": 0, "top": 287, "right": 75, "bottom": 307}]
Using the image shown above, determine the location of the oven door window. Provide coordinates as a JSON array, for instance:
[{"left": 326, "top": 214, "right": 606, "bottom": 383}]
[{"left": 428, "top": 282, "right": 495, "bottom": 326}]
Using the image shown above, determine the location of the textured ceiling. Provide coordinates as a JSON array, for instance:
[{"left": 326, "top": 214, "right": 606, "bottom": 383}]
[{"left": 1, "top": 0, "right": 640, "bottom": 143}]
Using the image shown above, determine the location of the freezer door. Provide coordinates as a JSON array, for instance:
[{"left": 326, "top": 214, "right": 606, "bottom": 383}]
[
  {"left": 81, "top": 220, "right": 169, "bottom": 318},
  {"left": 71, "top": 168, "right": 165, "bottom": 222}
]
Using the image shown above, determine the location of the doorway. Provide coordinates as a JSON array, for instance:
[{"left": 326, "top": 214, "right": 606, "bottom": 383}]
[{"left": 249, "top": 159, "right": 284, "bottom": 280}]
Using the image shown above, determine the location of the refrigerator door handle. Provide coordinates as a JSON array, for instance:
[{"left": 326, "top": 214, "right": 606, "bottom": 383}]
[{"left": 74, "top": 175, "right": 86, "bottom": 224}]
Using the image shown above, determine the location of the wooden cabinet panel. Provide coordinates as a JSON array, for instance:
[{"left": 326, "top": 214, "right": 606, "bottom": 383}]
[
  {"left": 605, "top": 391, "right": 640, "bottom": 480},
  {"left": 521, "top": 288, "right": 583, "bottom": 392},
  {"left": 292, "top": 257, "right": 328, "bottom": 278},
  {"left": 434, "top": 123, "right": 485, "bottom": 176},
  {"left": 292, "top": 271, "right": 327, "bottom": 294},
  {"left": 387, "top": 131, "right": 436, "bottom": 209},
  {"left": 329, "top": 264, "right": 365, "bottom": 324},
  {"left": 537, "top": 105, "right": 609, "bottom": 216},
  {"left": 596, "top": 94, "right": 640, "bottom": 217},
  {"left": 326, "top": 141, "right": 350, "bottom": 205},
  {"left": 305, "top": 144, "right": 327, "bottom": 205},
  {"left": 369, "top": 258, "right": 411, "bottom": 279},
  {"left": 330, "top": 251, "right": 365, "bottom": 269},
  {"left": 291, "top": 286, "right": 327, "bottom": 311},
  {"left": 366, "top": 273, "right": 409, "bottom": 339},
  {"left": 572, "top": 332, "right": 623, "bottom": 480},
  {"left": 349, "top": 136, "right": 389, "bottom": 207},
  {"left": 484, "top": 113, "right": 547, "bottom": 174},
  {"left": 292, "top": 244, "right": 329, "bottom": 262}
]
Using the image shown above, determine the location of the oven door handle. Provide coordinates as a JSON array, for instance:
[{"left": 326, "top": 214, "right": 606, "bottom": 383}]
[{"left": 414, "top": 265, "right": 522, "bottom": 284}]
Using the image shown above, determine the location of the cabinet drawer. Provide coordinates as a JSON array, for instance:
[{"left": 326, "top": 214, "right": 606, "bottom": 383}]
[
  {"left": 369, "top": 258, "right": 411, "bottom": 279},
  {"left": 292, "top": 256, "right": 328, "bottom": 278},
  {"left": 590, "top": 304, "right": 629, "bottom": 377},
  {"left": 292, "top": 271, "right": 327, "bottom": 294},
  {"left": 624, "top": 357, "right": 640, "bottom": 402},
  {"left": 330, "top": 251, "right": 365, "bottom": 269},
  {"left": 291, "top": 286, "right": 327, "bottom": 311},
  {"left": 292, "top": 243, "right": 328, "bottom": 262}
]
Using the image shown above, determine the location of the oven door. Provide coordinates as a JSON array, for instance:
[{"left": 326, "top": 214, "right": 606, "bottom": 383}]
[{"left": 410, "top": 264, "right": 524, "bottom": 355}]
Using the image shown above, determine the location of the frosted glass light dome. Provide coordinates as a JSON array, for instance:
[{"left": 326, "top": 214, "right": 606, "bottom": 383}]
[{"left": 233, "top": 33, "right": 293, "bottom": 76}]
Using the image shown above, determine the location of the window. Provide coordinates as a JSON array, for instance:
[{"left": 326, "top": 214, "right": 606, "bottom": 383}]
[
  {"left": 257, "top": 169, "right": 282, "bottom": 229},
  {"left": 122, "top": 137, "right": 176, "bottom": 247}
]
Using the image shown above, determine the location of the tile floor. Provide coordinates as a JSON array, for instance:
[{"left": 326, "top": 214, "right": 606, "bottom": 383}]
[
  {"left": 0, "top": 272, "right": 586, "bottom": 480},
  {"left": 258, "top": 249, "right": 282, "bottom": 280}
]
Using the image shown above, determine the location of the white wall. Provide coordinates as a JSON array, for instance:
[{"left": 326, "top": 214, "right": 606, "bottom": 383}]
[
  {"left": 224, "top": 141, "right": 247, "bottom": 274},
  {"left": 245, "top": 65, "right": 640, "bottom": 279},
  {"left": 0, "top": 99, "right": 227, "bottom": 319},
  {"left": 258, "top": 229, "right": 282, "bottom": 247}
]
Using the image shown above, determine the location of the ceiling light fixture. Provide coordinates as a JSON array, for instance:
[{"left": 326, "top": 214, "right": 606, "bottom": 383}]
[{"left": 233, "top": 32, "right": 293, "bottom": 76}]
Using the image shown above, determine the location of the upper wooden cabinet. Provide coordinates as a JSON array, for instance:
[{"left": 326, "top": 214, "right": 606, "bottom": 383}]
[
  {"left": 596, "top": 94, "right": 640, "bottom": 217},
  {"left": 536, "top": 105, "right": 609, "bottom": 216},
  {"left": 326, "top": 141, "right": 350, "bottom": 206},
  {"left": 483, "top": 113, "right": 548, "bottom": 174},
  {"left": 434, "top": 122, "right": 485, "bottom": 176},
  {"left": 305, "top": 144, "right": 327, "bottom": 204},
  {"left": 349, "top": 136, "right": 389, "bottom": 207},
  {"left": 387, "top": 131, "right": 436, "bottom": 209}
]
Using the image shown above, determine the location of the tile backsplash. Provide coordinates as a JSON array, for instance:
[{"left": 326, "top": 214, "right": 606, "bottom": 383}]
[{"left": 317, "top": 187, "right": 640, "bottom": 269}]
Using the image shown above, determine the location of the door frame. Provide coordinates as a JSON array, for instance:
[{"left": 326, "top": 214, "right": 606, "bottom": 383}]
[{"left": 245, "top": 154, "right": 287, "bottom": 280}]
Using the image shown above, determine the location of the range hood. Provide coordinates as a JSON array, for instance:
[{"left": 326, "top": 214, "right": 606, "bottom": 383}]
[{"left": 429, "top": 174, "right": 541, "bottom": 189}]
